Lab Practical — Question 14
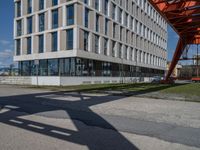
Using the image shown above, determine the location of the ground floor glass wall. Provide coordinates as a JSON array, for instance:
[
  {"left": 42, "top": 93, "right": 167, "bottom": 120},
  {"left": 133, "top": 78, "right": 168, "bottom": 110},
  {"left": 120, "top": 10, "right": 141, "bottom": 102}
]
[{"left": 18, "top": 57, "right": 165, "bottom": 77}]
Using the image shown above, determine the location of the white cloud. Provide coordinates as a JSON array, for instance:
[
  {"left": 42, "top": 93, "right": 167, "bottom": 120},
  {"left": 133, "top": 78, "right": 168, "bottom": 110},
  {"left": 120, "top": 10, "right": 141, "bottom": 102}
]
[
  {"left": 0, "top": 49, "right": 14, "bottom": 67},
  {"left": 0, "top": 40, "right": 11, "bottom": 45},
  {"left": 0, "top": 49, "right": 13, "bottom": 58}
]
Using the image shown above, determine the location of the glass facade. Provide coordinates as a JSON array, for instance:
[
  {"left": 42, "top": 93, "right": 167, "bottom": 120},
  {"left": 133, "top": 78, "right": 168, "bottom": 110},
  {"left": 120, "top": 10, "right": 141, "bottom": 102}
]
[
  {"left": 27, "top": 0, "right": 32, "bottom": 14},
  {"left": 66, "top": 29, "right": 73, "bottom": 50},
  {"left": 14, "top": 0, "right": 167, "bottom": 79},
  {"left": 51, "top": 32, "right": 57, "bottom": 51},
  {"left": 38, "top": 34, "right": 44, "bottom": 53},
  {"left": 52, "top": 9, "right": 58, "bottom": 29},
  {"left": 39, "top": 0, "right": 44, "bottom": 10},
  {"left": 27, "top": 17, "right": 32, "bottom": 34},
  {"left": 39, "top": 13, "right": 45, "bottom": 32},
  {"left": 17, "top": 20, "right": 22, "bottom": 36},
  {"left": 18, "top": 57, "right": 164, "bottom": 77},
  {"left": 67, "top": 5, "right": 74, "bottom": 25},
  {"left": 27, "top": 37, "right": 32, "bottom": 54}
]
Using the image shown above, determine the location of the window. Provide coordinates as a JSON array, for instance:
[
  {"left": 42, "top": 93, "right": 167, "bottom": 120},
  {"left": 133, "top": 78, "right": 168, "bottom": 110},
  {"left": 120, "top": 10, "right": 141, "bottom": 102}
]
[
  {"left": 119, "top": 44, "right": 122, "bottom": 58},
  {"left": 38, "top": 35, "right": 44, "bottom": 53},
  {"left": 52, "top": 0, "right": 58, "bottom": 6},
  {"left": 95, "top": 0, "right": 99, "bottom": 11},
  {"left": 39, "top": 59, "right": 48, "bottom": 76},
  {"left": 112, "top": 41, "right": 115, "bottom": 57},
  {"left": 17, "top": 20, "right": 22, "bottom": 36},
  {"left": 27, "top": 0, "right": 32, "bottom": 14},
  {"left": 27, "top": 17, "right": 32, "bottom": 34},
  {"left": 67, "top": 5, "right": 74, "bottom": 25},
  {"left": 16, "top": 39, "right": 21, "bottom": 56},
  {"left": 16, "top": 1, "right": 21, "bottom": 17},
  {"left": 85, "top": 8, "right": 89, "bottom": 28},
  {"left": 104, "top": 0, "right": 108, "bottom": 15},
  {"left": 104, "top": 38, "right": 108, "bottom": 55},
  {"left": 84, "top": 0, "right": 89, "bottom": 5},
  {"left": 39, "top": 0, "right": 44, "bottom": 10},
  {"left": 105, "top": 18, "right": 109, "bottom": 35},
  {"left": 39, "top": 13, "right": 45, "bottom": 31},
  {"left": 119, "top": 9, "right": 122, "bottom": 23},
  {"left": 51, "top": 32, "right": 57, "bottom": 51},
  {"left": 48, "top": 59, "right": 59, "bottom": 76},
  {"left": 66, "top": 29, "right": 73, "bottom": 50},
  {"left": 84, "top": 31, "right": 89, "bottom": 51},
  {"left": 27, "top": 37, "right": 32, "bottom": 54},
  {"left": 52, "top": 9, "right": 58, "bottom": 29},
  {"left": 113, "top": 23, "right": 117, "bottom": 38},
  {"left": 112, "top": 3, "right": 116, "bottom": 20},
  {"left": 94, "top": 35, "right": 99, "bottom": 54},
  {"left": 96, "top": 14, "right": 99, "bottom": 32}
]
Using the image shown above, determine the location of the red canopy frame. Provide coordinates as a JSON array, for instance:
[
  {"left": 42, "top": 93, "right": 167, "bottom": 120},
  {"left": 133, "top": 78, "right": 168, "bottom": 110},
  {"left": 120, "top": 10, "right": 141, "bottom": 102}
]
[{"left": 148, "top": 0, "right": 200, "bottom": 81}]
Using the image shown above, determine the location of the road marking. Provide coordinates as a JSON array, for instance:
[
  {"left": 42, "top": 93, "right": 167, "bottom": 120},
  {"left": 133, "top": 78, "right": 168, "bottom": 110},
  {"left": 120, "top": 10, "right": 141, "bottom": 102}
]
[
  {"left": 9, "top": 119, "right": 23, "bottom": 124},
  {"left": 51, "top": 130, "right": 71, "bottom": 136},
  {"left": 28, "top": 124, "right": 44, "bottom": 130},
  {"left": 5, "top": 105, "right": 19, "bottom": 109}
]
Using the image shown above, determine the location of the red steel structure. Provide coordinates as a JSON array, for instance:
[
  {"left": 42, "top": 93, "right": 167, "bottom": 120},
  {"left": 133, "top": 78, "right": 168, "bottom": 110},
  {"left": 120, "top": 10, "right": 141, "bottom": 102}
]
[{"left": 148, "top": 0, "right": 200, "bottom": 81}]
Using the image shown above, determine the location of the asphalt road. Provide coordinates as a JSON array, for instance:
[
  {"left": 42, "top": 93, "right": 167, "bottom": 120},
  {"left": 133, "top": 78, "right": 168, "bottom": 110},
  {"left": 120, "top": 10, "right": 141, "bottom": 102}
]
[{"left": 0, "top": 85, "right": 200, "bottom": 150}]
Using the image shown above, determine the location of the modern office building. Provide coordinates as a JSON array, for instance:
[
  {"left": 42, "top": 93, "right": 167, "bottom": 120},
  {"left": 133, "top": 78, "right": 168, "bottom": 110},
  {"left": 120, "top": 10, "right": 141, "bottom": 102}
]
[{"left": 14, "top": 0, "right": 167, "bottom": 85}]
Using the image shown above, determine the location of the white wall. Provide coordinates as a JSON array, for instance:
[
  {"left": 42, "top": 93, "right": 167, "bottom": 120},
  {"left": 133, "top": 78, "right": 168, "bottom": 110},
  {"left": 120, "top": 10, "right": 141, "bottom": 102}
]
[{"left": 30, "top": 76, "right": 153, "bottom": 86}]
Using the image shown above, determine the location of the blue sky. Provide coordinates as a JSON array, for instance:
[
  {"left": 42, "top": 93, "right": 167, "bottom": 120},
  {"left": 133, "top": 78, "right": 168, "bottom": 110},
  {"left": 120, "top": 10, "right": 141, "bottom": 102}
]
[{"left": 0, "top": 0, "right": 180, "bottom": 67}]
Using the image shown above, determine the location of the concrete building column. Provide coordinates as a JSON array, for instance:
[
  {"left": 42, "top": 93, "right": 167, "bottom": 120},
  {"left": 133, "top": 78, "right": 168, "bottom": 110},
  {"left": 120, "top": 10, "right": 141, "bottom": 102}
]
[
  {"left": 62, "top": 5, "right": 66, "bottom": 27},
  {"left": 48, "top": 9, "right": 51, "bottom": 30},
  {"left": 35, "top": 14, "right": 39, "bottom": 33},
  {"left": 24, "top": 18, "right": 27, "bottom": 35},
  {"left": 57, "top": 30, "right": 61, "bottom": 51},
  {"left": 74, "top": 27, "right": 79, "bottom": 50},
  {"left": 44, "top": 33, "right": 47, "bottom": 52}
]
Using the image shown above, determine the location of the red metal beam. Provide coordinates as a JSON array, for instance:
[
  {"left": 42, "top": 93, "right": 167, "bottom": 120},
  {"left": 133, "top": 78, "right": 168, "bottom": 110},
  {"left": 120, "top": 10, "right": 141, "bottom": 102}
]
[
  {"left": 149, "top": 0, "right": 200, "bottom": 81},
  {"left": 166, "top": 38, "right": 186, "bottom": 80}
]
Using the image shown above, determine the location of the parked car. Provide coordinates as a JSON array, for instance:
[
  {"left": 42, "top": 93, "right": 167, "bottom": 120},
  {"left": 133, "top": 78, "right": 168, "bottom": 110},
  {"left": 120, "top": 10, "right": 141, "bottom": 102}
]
[{"left": 151, "top": 76, "right": 162, "bottom": 83}]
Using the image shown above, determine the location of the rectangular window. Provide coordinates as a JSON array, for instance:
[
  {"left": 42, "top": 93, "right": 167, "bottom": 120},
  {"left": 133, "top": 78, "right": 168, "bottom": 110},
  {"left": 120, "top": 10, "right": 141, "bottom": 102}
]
[
  {"left": 66, "top": 29, "right": 73, "bottom": 50},
  {"left": 85, "top": 8, "right": 89, "bottom": 28},
  {"left": 27, "top": 0, "right": 32, "bottom": 14},
  {"left": 112, "top": 41, "right": 115, "bottom": 57},
  {"left": 52, "top": 0, "right": 58, "bottom": 6},
  {"left": 95, "top": 0, "right": 99, "bottom": 11},
  {"left": 105, "top": 18, "right": 109, "bottom": 35},
  {"left": 27, "top": 17, "right": 32, "bottom": 34},
  {"left": 96, "top": 14, "right": 99, "bottom": 32},
  {"left": 39, "top": 59, "right": 48, "bottom": 76},
  {"left": 39, "top": 13, "right": 45, "bottom": 31},
  {"left": 104, "top": 38, "right": 108, "bottom": 56},
  {"left": 17, "top": 20, "right": 22, "bottom": 36},
  {"left": 104, "top": 0, "right": 108, "bottom": 15},
  {"left": 48, "top": 59, "right": 59, "bottom": 76},
  {"left": 16, "top": 1, "right": 21, "bottom": 17},
  {"left": 94, "top": 35, "right": 99, "bottom": 54},
  {"left": 84, "top": 0, "right": 89, "bottom": 5},
  {"left": 39, "top": 35, "right": 44, "bottom": 53},
  {"left": 67, "top": 5, "right": 74, "bottom": 25},
  {"left": 16, "top": 39, "right": 21, "bottom": 56},
  {"left": 84, "top": 31, "right": 89, "bottom": 51},
  {"left": 52, "top": 9, "right": 58, "bottom": 29},
  {"left": 27, "top": 37, "right": 32, "bottom": 54},
  {"left": 51, "top": 32, "right": 57, "bottom": 51},
  {"left": 112, "top": 3, "right": 116, "bottom": 20},
  {"left": 119, "top": 44, "right": 122, "bottom": 58},
  {"left": 39, "top": 0, "right": 44, "bottom": 10}
]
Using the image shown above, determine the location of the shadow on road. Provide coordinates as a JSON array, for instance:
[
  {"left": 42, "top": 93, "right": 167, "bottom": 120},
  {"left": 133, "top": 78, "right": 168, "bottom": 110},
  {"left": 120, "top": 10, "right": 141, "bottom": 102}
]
[
  {"left": 0, "top": 83, "right": 198, "bottom": 149},
  {"left": 0, "top": 91, "right": 139, "bottom": 150}
]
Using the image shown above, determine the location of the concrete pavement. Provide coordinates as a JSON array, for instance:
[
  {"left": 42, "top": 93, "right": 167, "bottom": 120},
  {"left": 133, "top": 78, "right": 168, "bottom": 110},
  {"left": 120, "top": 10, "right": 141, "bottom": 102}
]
[{"left": 0, "top": 85, "right": 200, "bottom": 150}]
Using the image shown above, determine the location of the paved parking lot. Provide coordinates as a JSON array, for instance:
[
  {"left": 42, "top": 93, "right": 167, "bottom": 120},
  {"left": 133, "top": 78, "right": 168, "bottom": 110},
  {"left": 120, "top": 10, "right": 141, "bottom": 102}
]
[{"left": 0, "top": 85, "right": 200, "bottom": 150}]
